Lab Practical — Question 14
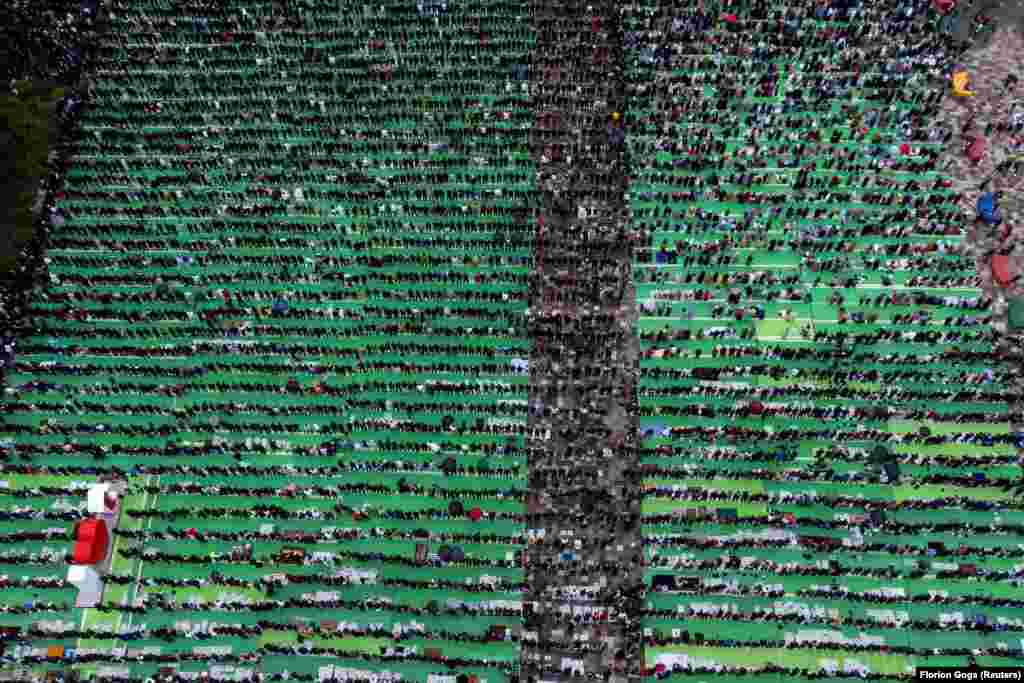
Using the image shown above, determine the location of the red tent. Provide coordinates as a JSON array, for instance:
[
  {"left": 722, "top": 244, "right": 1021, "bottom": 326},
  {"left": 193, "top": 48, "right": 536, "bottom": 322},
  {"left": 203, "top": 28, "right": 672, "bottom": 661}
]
[
  {"left": 992, "top": 254, "right": 1013, "bottom": 287},
  {"left": 468, "top": 507, "right": 482, "bottom": 522},
  {"left": 72, "top": 519, "right": 109, "bottom": 565}
]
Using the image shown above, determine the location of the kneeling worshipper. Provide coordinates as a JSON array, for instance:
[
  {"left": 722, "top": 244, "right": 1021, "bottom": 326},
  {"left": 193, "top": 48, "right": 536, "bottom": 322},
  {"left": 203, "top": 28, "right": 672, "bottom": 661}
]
[{"left": 966, "top": 135, "right": 986, "bottom": 165}]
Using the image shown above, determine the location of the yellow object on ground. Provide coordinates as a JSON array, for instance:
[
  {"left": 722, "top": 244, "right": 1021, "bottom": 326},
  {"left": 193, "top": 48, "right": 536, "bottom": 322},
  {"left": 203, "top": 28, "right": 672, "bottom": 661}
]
[{"left": 952, "top": 71, "right": 974, "bottom": 97}]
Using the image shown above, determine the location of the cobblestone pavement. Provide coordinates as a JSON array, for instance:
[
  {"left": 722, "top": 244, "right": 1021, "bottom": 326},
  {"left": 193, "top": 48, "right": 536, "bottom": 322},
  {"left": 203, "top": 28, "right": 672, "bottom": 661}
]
[
  {"left": 940, "top": 15, "right": 1024, "bottom": 513},
  {"left": 928, "top": 25, "right": 1024, "bottom": 303},
  {"left": 523, "top": 2, "right": 642, "bottom": 683},
  {"left": 928, "top": 17, "right": 1023, "bottom": 490},
  {"left": 948, "top": 0, "right": 1024, "bottom": 47}
]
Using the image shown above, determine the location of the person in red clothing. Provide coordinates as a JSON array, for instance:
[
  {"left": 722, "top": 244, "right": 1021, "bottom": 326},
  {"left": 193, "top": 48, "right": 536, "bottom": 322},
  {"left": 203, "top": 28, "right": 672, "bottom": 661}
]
[{"left": 965, "top": 135, "right": 986, "bottom": 165}]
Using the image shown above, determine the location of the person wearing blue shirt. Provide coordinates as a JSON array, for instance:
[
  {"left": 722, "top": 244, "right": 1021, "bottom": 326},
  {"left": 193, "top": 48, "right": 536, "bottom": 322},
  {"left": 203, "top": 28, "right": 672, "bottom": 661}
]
[{"left": 654, "top": 45, "right": 672, "bottom": 66}]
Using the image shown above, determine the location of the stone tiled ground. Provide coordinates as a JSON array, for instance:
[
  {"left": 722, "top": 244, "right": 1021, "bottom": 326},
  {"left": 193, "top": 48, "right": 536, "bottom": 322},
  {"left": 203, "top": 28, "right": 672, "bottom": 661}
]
[{"left": 932, "top": 26, "right": 1024, "bottom": 299}]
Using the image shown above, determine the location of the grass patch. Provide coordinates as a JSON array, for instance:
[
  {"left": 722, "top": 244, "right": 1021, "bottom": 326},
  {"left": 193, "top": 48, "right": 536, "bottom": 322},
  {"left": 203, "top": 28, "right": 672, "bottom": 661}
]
[
  {"left": 888, "top": 420, "right": 1011, "bottom": 436},
  {"left": 644, "top": 479, "right": 766, "bottom": 495},
  {"left": 1, "top": 94, "right": 52, "bottom": 179},
  {"left": 892, "top": 483, "right": 1016, "bottom": 503},
  {"left": 15, "top": 191, "right": 36, "bottom": 241},
  {"left": 642, "top": 499, "right": 768, "bottom": 517},
  {"left": 0, "top": 84, "right": 58, "bottom": 278}
]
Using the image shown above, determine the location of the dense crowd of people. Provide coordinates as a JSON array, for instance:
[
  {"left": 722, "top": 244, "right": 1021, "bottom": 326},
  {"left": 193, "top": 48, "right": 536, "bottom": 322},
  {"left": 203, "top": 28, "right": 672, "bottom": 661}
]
[
  {"left": 1, "top": 0, "right": 95, "bottom": 87},
  {"left": 623, "top": 0, "right": 1020, "bottom": 678},
  {"left": 2, "top": 0, "right": 540, "bottom": 682},
  {"left": 523, "top": 0, "right": 644, "bottom": 665},
  {"left": 0, "top": 0, "right": 1020, "bottom": 680}
]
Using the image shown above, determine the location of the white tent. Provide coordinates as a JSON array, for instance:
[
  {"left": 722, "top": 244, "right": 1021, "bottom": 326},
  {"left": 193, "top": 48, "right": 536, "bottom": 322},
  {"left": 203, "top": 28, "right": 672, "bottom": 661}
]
[
  {"left": 68, "top": 565, "right": 103, "bottom": 607},
  {"left": 87, "top": 483, "right": 118, "bottom": 516}
]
